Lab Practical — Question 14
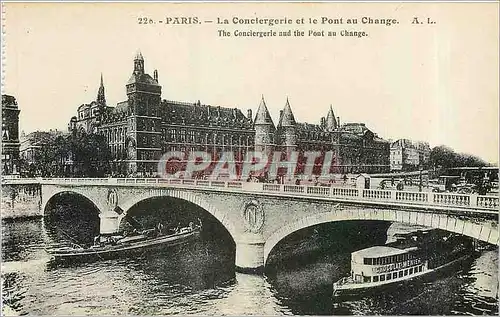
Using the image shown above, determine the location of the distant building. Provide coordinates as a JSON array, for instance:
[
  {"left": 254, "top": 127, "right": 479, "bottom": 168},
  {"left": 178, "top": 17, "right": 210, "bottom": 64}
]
[
  {"left": 416, "top": 141, "right": 431, "bottom": 169},
  {"left": 20, "top": 130, "right": 64, "bottom": 166},
  {"left": 2, "top": 95, "right": 20, "bottom": 175},
  {"left": 69, "top": 51, "right": 390, "bottom": 177},
  {"left": 390, "top": 139, "right": 430, "bottom": 171}
]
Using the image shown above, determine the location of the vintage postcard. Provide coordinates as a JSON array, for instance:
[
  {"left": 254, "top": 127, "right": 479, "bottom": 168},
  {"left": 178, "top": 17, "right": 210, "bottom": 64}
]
[{"left": 1, "top": 2, "right": 498, "bottom": 316}]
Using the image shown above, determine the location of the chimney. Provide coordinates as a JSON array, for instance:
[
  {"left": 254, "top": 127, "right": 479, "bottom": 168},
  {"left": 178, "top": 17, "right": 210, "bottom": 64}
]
[
  {"left": 247, "top": 109, "right": 252, "bottom": 120},
  {"left": 154, "top": 70, "right": 158, "bottom": 82},
  {"left": 207, "top": 106, "right": 211, "bottom": 117},
  {"left": 279, "top": 110, "right": 283, "bottom": 119},
  {"left": 337, "top": 116, "right": 341, "bottom": 128},
  {"left": 320, "top": 117, "right": 326, "bottom": 127}
]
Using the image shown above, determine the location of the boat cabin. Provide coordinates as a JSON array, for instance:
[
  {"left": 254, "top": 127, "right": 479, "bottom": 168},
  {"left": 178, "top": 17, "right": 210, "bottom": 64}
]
[{"left": 350, "top": 246, "right": 426, "bottom": 284}]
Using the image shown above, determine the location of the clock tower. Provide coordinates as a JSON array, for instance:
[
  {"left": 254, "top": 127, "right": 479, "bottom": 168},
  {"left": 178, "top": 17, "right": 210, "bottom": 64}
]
[{"left": 125, "top": 51, "right": 162, "bottom": 175}]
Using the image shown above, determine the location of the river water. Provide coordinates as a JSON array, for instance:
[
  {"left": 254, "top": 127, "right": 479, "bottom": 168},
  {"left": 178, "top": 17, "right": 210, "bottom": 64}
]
[{"left": 1, "top": 214, "right": 498, "bottom": 315}]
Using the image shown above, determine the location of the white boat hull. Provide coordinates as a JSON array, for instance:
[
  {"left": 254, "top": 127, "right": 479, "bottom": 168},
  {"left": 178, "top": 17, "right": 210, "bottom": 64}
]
[{"left": 333, "top": 254, "right": 471, "bottom": 296}]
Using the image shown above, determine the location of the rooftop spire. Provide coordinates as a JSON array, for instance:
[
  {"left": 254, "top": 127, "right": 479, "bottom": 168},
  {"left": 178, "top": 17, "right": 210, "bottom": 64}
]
[
  {"left": 133, "top": 50, "right": 145, "bottom": 75},
  {"left": 97, "top": 73, "right": 106, "bottom": 106},
  {"left": 254, "top": 95, "right": 275, "bottom": 127},
  {"left": 325, "top": 105, "right": 337, "bottom": 131},
  {"left": 278, "top": 97, "right": 296, "bottom": 127},
  {"left": 134, "top": 50, "right": 144, "bottom": 61}
]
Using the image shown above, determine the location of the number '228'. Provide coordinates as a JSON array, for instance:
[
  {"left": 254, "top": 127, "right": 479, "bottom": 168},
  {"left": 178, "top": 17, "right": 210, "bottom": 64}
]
[{"left": 138, "top": 17, "right": 154, "bottom": 24}]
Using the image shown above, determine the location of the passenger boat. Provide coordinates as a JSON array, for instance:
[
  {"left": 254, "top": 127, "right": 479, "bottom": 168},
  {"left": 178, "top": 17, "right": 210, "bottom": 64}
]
[
  {"left": 46, "top": 223, "right": 201, "bottom": 262},
  {"left": 333, "top": 232, "right": 473, "bottom": 297}
]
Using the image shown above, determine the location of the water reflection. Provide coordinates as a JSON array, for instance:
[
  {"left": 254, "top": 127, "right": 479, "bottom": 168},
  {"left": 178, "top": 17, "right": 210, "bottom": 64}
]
[{"left": 2, "top": 215, "right": 499, "bottom": 315}]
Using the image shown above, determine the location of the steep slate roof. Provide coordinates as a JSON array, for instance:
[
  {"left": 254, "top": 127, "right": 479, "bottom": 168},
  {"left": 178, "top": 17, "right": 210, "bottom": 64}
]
[
  {"left": 342, "top": 123, "right": 370, "bottom": 135},
  {"left": 161, "top": 100, "right": 253, "bottom": 129},
  {"left": 127, "top": 73, "right": 159, "bottom": 85},
  {"left": 278, "top": 98, "right": 296, "bottom": 127},
  {"left": 254, "top": 96, "right": 275, "bottom": 127},
  {"left": 325, "top": 105, "right": 337, "bottom": 130},
  {"left": 296, "top": 122, "right": 324, "bottom": 133}
]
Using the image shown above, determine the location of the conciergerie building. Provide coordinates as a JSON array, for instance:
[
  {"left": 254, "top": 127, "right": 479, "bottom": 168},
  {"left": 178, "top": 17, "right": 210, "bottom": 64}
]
[{"left": 69, "top": 51, "right": 389, "bottom": 178}]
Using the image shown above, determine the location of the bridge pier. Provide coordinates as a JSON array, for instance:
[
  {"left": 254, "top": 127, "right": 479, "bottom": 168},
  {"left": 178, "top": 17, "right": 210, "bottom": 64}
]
[
  {"left": 99, "top": 212, "right": 123, "bottom": 235},
  {"left": 235, "top": 240, "right": 265, "bottom": 273}
]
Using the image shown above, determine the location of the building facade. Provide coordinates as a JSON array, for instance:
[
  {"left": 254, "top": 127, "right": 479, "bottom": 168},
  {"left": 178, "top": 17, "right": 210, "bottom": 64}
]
[
  {"left": 70, "top": 51, "right": 390, "bottom": 178},
  {"left": 390, "top": 139, "right": 430, "bottom": 172},
  {"left": 19, "top": 130, "right": 65, "bottom": 174},
  {"left": 2, "top": 95, "right": 21, "bottom": 176}
]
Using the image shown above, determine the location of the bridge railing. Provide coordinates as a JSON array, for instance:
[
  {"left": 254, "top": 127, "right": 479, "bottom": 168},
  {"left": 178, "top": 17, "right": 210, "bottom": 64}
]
[{"left": 9, "top": 177, "right": 499, "bottom": 211}]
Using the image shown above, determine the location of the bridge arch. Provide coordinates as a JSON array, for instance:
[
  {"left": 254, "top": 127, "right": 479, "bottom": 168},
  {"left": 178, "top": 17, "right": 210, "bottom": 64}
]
[
  {"left": 117, "top": 188, "right": 238, "bottom": 242},
  {"left": 41, "top": 188, "right": 104, "bottom": 215},
  {"left": 263, "top": 209, "right": 498, "bottom": 264}
]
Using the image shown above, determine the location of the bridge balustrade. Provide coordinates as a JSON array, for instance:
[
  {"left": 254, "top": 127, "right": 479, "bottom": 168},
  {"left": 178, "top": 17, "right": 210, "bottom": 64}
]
[
  {"left": 395, "top": 191, "right": 428, "bottom": 203},
  {"left": 331, "top": 187, "right": 359, "bottom": 197},
  {"left": 283, "top": 185, "right": 305, "bottom": 193},
  {"left": 5, "top": 177, "right": 499, "bottom": 211},
  {"left": 263, "top": 184, "right": 281, "bottom": 192},
  {"left": 432, "top": 193, "right": 470, "bottom": 207},
  {"left": 306, "top": 186, "right": 330, "bottom": 196},
  {"left": 227, "top": 181, "right": 243, "bottom": 189},
  {"left": 362, "top": 189, "right": 392, "bottom": 200},
  {"left": 195, "top": 180, "right": 210, "bottom": 186},
  {"left": 477, "top": 196, "right": 499, "bottom": 209},
  {"left": 210, "top": 181, "right": 226, "bottom": 188}
]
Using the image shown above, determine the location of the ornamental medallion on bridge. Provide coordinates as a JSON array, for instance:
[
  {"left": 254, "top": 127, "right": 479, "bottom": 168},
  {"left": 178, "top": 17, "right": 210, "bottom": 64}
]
[
  {"left": 242, "top": 200, "right": 265, "bottom": 233},
  {"left": 107, "top": 189, "right": 118, "bottom": 212}
]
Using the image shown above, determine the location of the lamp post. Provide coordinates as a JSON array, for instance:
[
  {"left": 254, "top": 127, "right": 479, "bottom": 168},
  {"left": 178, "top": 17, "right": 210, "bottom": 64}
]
[{"left": 419, "top": 167, "right": 423, "bottom": 192}]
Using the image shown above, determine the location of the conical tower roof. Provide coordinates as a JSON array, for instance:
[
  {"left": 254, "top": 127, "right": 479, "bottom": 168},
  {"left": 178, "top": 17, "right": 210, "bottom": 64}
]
[
  {"left": 278, "top": 97, "right": 296, "bottom": 127},
  {"left": 254, "top": 95, "right": 275, "bottom": 128},
  {"left": 326, "top": 105, "right": 337, "bottom": 130}
]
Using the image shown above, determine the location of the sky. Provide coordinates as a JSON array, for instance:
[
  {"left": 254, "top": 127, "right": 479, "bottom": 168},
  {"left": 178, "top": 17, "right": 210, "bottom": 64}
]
[{"left": 3, "top": 2, "right": 499, "bottom": 163}]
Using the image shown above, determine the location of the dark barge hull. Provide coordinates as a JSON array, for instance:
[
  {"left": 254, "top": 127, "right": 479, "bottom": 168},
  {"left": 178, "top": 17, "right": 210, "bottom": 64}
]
[{"left": 47, "top": 230, "right": 200, "bottom": 263}]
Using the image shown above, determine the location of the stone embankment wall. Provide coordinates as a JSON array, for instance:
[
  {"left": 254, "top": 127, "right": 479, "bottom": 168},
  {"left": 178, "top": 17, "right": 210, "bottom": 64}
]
[{"left": 1, "top": 184, "right": 42, "bottom": 219}]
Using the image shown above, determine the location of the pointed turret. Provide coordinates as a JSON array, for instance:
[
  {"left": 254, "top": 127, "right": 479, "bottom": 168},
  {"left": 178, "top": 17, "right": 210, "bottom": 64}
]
[
  {"left": 278, "top": 97, "right": 296, "bottom": 127},
  {"left": 325, "top": 105, "right": 338, "bottom": 131},
  {"left": 277, "top": 97, "right": 297, "bottom": 150},
  {"left": 254, "top": 95, "right": 275, "bottom": 153},
  {"left": 254, "top": 95, "right": 275, "bottom": 127},
  {"left": 97, "top": 73, "right": 106, "bottom": 106}
]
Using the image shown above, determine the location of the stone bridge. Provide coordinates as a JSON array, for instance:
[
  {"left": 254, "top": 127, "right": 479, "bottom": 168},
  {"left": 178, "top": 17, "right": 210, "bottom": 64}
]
[{"left": 4, "top": 177, "right": 499, "bottom": 271}]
